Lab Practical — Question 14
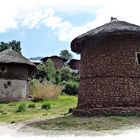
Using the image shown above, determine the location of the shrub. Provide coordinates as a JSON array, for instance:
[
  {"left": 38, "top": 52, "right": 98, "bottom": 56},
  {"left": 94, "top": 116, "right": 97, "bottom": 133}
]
[
  {"left": 28, "top": 103, "right": 36, "bottom": 108},
  {"left": 62, "top": 81, "right": 79, "bottom": 95},
  {"left": 8, "top": 102, "right": 16, "bottom": 106},
  {"left": 55, "top": 70, "right": 62, "bottom": 85},
  {"left": 16, "top": 103, "right": 26, "bottom": 112},
  {"left": 60, "top": 67, "right": 72, "bottom": 81},
  {"left": 29, "top": 80, "right": 62, "bottom": 101},
  {"left": 41, "top": 103, "right": 51, "bottom": 110}
]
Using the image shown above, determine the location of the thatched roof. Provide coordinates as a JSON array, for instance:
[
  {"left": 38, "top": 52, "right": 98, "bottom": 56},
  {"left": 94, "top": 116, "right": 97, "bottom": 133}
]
[
  {"left": 71, "top": 20, "right": 140, "bottom": 53},
  {"left": 41, "top": 55, "right": 68, "bottom": 62},
  {"left": 0, "top": 49, "right": 36, "bottom": 72}
]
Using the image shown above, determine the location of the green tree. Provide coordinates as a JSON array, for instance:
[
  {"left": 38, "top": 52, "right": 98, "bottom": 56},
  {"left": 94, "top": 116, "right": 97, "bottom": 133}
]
[
  {"left": 59, "top": 49, "right": 73, "bottom": 60},
  {"left": 46, "top": 59, "right": 56, "bottom": 82},
  {"left": 55, "top": 70, "right": 62, "bottom": 85},
  {"left": 60, "top": 66, "right": 72, "bottom": 81},
  {"left": 0, "top": 40, "right": 22, "bottom": 54},
  {"left": 32, "top": 59, "right": 56, "bottom": 83}
]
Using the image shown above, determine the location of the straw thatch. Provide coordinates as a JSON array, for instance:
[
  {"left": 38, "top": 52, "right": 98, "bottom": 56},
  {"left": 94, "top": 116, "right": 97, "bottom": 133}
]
[
  {"left": 0, "top": 49, "right": 36, "bottom": 72},
  {"left": 71, "top": 20, "right": 140, "bottom": 53}
]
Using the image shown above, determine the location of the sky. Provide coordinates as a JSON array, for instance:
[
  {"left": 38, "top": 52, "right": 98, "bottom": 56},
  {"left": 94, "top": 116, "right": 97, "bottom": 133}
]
[{"left": 1, "top": 0, "right": 140, "bottom": 59}]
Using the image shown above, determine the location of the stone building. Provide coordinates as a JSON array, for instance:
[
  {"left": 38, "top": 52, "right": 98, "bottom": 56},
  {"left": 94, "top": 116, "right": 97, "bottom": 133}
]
[
  {"left": 71, "top": 20, "right": 140, "bottom": 116},
  {"left": 41, "top": 56, "right": 67, "bottom": 69},
  {"left": 68, "top": 59, "right": 80, "bottom": 70},
  {"left": 0, "top": 49, "right": 36, "bottom": 102}
]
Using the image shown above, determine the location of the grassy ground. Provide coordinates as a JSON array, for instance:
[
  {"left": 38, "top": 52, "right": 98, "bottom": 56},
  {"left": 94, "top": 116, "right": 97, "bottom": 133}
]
[
  {"left": 29, "top": 114, "right": 140, "bottom": 131},
  {"left": 1, "top": 95, "right": 140, "bottom": 132},
  {"left": 0, "top": 95, "right": 77, "bottom": 123}
]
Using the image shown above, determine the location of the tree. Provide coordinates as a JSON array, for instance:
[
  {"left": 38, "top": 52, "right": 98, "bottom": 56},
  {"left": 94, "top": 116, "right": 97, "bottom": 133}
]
[
  {"left": 46, "top": 59, "right": 56, "bottom": 82},
  {"left": 32, "top": 59, "right": 56, "bottom": 83},
  {"left": 59, "top": 49, "right": 73, "bottom": 60},
  {"left": 60, "top": 66, "right": 72, "bottom": 81},
  {"left": 0, "top": 40, "right": 22, "bottom": 54}
]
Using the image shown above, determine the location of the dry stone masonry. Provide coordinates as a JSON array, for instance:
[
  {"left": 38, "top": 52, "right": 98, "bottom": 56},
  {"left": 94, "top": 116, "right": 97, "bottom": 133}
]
[{"left": 71, "top": 20, "right": 140, "bottom": 116}]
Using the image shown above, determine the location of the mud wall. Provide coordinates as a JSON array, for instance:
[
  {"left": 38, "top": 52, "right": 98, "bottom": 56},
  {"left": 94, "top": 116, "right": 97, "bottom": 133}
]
[
  {"left": 0, "top": 64, "right": 29, "bottom": 80},
  {"left": 0, "top": 79, "right": 28, "bottom": 102},
  {"left": 74, "top": 34, "right": 140, "bottom": 116}
]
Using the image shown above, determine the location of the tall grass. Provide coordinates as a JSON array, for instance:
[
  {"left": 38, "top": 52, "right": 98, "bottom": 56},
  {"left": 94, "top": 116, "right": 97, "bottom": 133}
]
[{"left": 29, "top": 80, "right": 62, "bottom": 101}]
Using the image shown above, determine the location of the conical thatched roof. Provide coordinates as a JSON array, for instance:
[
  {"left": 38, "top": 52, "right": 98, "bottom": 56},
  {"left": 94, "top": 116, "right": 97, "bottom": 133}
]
[
  {"left": 0, "top": 49, "right": 36, "bottom": 72},
  {"left": 71, "top": 20, "right": 140, "bottom": 53}
]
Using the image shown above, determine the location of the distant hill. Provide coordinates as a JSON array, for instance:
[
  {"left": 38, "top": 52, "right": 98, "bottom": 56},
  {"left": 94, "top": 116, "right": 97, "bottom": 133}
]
[{"left": 29, "top": 57, "right": 43, "bottom": 60}]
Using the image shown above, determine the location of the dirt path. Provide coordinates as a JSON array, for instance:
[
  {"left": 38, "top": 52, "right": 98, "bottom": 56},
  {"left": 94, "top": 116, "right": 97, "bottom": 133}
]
[{"left": 0, "top": 122, "right": 140, "bottom": 140}]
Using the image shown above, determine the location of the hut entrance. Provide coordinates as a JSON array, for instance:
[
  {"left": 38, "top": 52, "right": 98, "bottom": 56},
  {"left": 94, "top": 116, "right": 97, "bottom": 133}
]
[{"left": 136, "top": 53, "right": 140, "bottom": 64}]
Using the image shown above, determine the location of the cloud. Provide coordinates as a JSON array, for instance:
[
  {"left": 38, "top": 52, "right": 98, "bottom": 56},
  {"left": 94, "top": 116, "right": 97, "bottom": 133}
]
[
  {"left": 51, "top": 0, "right": 140, "bottom": 42},
  {"left": 1, "top": 0, "right": 140, "bottom": 43},
  {"left": 0, "top": 0, "right": 106, "bottom": 32}
]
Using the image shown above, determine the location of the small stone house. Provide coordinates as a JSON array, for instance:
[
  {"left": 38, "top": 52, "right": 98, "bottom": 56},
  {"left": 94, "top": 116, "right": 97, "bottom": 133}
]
[
  {"left": 68, "top": 59, "right": 80, "bottom": 73},
  {"left": 0, "top": 49, "right": 36, "bottom": 102},
  {"left": 71, "top": 20, "right": 140, "bottom": 116},
  {"left": 68, "top": 59, "right": 80, "bottom": 70},
  {"left": 41, "top": 56, "right": 67, "bottom": 69}
]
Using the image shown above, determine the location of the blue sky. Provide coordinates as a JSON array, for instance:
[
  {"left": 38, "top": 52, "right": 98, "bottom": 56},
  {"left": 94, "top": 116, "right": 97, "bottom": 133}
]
[{"left": 0, "top": 0, "right": 140, "bottom": 59}]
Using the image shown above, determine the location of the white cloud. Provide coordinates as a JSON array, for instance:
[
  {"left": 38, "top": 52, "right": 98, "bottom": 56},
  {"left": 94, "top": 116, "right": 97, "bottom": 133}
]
[
  {"left": 1, "top": 0, "right": 140, "bottom": 42},
  {"left": 52, "top": 0, "right": 140, "bottom": 42}
]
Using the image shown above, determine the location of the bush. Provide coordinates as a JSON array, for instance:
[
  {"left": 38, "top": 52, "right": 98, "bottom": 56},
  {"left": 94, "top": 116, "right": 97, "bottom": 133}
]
[
  {"left": 16, "top": 103, "right": 26, "bottom": 112},
  {"left": 28, "top": 103, "right": 36, "bottom": 108},
  {"left": 29, "top": 80, "right": 62, "bottom": 101},
  {"left": 55, "top": 70, "right": 62, "bottom": 85},
  {"left": 62, "top": 81, "right": 79, "bottom": 95},
  {"left": 41, "top": 103, "right": 51, "bottom": 110},
  {"left": 60, "top": 67, "right": 72, "bottom": 81}
]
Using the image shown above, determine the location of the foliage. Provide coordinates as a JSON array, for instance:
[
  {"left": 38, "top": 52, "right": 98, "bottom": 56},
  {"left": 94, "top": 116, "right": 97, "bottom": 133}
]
[
  {"left": 29, "top": 80, "right": 62, "bottom": 101},
  {"left": 16, "top": 103, "right": 26, "bottom": 112},
  {"left": 32, "top": 59, "right": 56, "bottom": 83},
  {"left": 0, "top": 40, "right": 21, "bottom": 54},
  {"left": 62, "top": 80, "right": 79, "bottom": 95},
  {"left": 46, "top": 59, "right": 56, "bottom": 82},
  {"left": 0, "top": 96, "right": 77, "bottom": 123},
  {"left": 60, "top": 66, "right": 72, "bottom": 81},
  {"left": 59, "top": 49, "right": 73, "bottom": 60},
  {"left": 55, "top": 70, "right": 62, "bottom": 85},
  {"left": 41, "top": 103, "right": 51, "bottom": 110},
  {"left": 28, "top": 103, "right": 36, "bottom": 108}
]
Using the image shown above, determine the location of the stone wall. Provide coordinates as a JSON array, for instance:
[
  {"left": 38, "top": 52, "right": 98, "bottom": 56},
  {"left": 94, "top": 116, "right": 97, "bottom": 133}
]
[
  {"left": 43, "top": 57, "right": 65, "bottom": 69},
  {"left": 0, "top": 79, "right": 28, "bottom": 102},
  {"left": 69, "top": 60, "right": 80, "bottom": 70},
  {"left": 73, "top": 34, "right": 140, "bottom": 116},
  {"left": 0, "top": 64, "right": 29, "bottom": 80}
]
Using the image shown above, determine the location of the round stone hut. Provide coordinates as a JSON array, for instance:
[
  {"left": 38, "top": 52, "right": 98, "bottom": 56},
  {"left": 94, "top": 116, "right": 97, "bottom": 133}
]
[
  {"left": 0, "top": 49, "right": 36, "bottom": 102},
  {"left": 71, "top": 20, "right": 140, "bottom": 116}
]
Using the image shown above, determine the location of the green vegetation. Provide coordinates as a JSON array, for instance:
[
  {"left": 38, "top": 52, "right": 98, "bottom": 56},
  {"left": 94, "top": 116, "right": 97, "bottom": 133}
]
[
  {"left": 30, "top": 115, "right": 140, "bottom": 131},
  {"left": 28, "top": 103, "right": 36, "bottom": 108},
  {"left": 31, "top": 59, "right": 80, "bottom": 96},
  {"left": 0, "top": 96, "right": 77, "bottom": 123},
  {"left": 16, "top": 103, "right": 26, "bottom": 112},
  {"left": 0, "top": 40, "right": 21, "bottom": 54},
  {"left": 59, "top": 49, "right": 73, "bottom": 60},
  {"left": 41, "top": 103, "right": 51, "bottom": 110},
  {"left": 62, "top": 80, "right": 79, "bottom": 95},
  {"left": 32, "top": 59, "right": 56, "bottom": 82}
]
